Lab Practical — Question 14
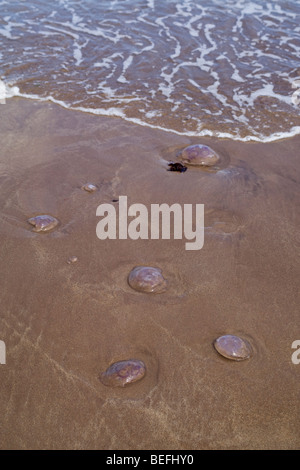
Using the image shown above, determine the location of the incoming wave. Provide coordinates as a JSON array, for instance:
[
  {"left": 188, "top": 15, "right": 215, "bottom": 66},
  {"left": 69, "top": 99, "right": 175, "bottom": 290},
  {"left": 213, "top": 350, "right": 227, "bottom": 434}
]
[{"left": 1, "top": 0, "right": 300, "bottom": 141}]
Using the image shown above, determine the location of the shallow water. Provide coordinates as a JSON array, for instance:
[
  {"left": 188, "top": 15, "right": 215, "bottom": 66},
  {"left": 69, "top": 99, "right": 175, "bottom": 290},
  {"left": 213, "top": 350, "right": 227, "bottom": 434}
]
[{"left": 1, "top": 0, "right": 300, "bottom": 141}]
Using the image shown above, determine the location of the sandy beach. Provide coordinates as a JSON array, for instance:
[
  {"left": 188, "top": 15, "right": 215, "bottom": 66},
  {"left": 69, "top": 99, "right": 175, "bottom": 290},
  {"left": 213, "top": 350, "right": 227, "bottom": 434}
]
[{"left": 0, "top": 97, "right": 299, "bottom": 449}]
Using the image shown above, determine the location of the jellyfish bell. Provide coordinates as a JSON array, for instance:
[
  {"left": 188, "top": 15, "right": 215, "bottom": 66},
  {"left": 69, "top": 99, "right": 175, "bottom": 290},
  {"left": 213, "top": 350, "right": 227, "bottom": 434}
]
[
  {"left": 27, "top": 215, "right": 59, "bottom": 232},
  {"left": 128, "top": 266, "right": 168, "bottom": 293},
  {"left": 82, "top": 183, "right": 97, "bottom": 192},
  {"left": 214, "top": 334, "right": 252, "bottom": 361},
  {"left": 178, "top": 144, "right": 220, "bottom": 167},
  {"left": 100, "top": 359, "right": 146, "bottom": 387}
]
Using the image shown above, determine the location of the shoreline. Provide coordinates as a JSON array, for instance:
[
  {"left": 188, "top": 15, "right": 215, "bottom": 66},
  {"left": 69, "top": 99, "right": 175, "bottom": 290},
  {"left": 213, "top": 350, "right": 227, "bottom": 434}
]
[
  {"left": 3, "top": 85, "right": 300, "bottom": 143},
  {"left": 0, "top": 97, "right": 299, "bottom": 450}
]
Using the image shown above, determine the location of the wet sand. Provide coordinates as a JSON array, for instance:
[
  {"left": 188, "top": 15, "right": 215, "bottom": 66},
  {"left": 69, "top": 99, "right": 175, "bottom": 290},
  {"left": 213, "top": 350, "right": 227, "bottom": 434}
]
[{"left": 0, "top": 97, "right": 299, "bottom": 450}]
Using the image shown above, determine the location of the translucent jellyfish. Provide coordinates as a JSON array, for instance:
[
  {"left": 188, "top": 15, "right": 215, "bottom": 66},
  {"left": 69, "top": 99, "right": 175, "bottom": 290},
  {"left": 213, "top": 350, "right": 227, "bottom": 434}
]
[
  {"left": 179, "top": 144, "right": 220, "bottom": 167},
  {"left": 27, "top": 215, "right": 59, "bottom": 232},
  {"left": 214, "top": 334, "right": 252, "bottom": 361},
  {"left": 82, "top": 183, "right": 97, "bottom": 192},
  {"left": 128, "top": 266, "right": 168, "bottom": 293},
  {"left": 100, "top": 359, "right": 146, "bottom": 387}
]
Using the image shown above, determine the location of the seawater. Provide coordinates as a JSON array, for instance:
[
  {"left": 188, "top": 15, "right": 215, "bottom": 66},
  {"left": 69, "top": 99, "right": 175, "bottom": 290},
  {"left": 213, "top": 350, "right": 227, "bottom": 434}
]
[{"left": 1, "top": 0, "right": 300, "bottom": 141}]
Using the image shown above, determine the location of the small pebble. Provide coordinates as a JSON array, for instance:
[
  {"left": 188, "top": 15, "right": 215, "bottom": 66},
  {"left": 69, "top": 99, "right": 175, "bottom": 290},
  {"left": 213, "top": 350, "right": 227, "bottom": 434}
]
[
  {"left": 27, "top": 215, "right": 59, "bottom": 232},
  {"left": 214, "top": 334, "right": 252, "bottom": 361},
  {"left": 128, "top": 266, "right": 168, "bottom": 293},
  {"left": 67, "top": 256, "right": 78, "bottom": 264},
  {"left": 82, "top": 183, "right": 97, "bottom": 192},
  {"left": 100, "top": 359, "right": 146, "bottom": 387},
  {"left": 168, "top": 162, "right": 187, "bottom": 173}
]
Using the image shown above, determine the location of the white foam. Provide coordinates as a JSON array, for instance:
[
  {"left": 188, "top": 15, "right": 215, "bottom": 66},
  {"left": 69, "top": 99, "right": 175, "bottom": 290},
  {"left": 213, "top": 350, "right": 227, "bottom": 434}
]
[
  {"left": 117, "top": 55, "right": 133, "bottom": 83},
  {"left": 170, "top": 41, "right": 181, "bottom": 59},
  {"left": 184, "top": 14, "right": 203, "bottom": 37},
  {"left": 233, "top": 83, "right": 292, "bottom": 109},
  {"left": 231, "top": 69, "right": 245, "bottom": 83},
  {"left": 3, "top": 84, "right": 300, "bottom": 143},
  {"left": 0, "top": 80, "right": 19, "bottom": 100},
  {"left": 291, "top": 89, "right": 300, "bottom": 106},
  {"left": 292, "top": 79, "right": 300, "bottom": 89},
  {"left": 72, "top": 13, "right": 83, "bottom": 25},
  {"left": 73, "top": 43, "right": 82, "bottom": 66},
  {"left": 243, "top": 3, "right": 263, "bottom": 14},
  {"left": 0, "top": 24, "right": 19, "bottom": 40},
  {"left": 60, "top": 21, "right": 125, "bottom": 44},
  {"left": 73, "top": 39, "right": 88, "bottom": 66},
  {"left": 44, "top": 24, "right": 79, "bottom": 40},
  {"left": 145, "top": 110, "right": 161, "bottom": 118},
  {"left": 0, "top": 80, "right": 6, "bottom": 101}
]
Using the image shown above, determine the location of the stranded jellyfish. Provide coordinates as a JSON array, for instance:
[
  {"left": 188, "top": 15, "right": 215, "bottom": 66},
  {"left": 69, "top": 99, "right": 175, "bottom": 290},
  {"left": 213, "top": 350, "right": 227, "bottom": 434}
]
[
  {"left": 214, "top": 334, "right": 252, "bottom": 361},
  {"left": 100, "top": 359, "right": 146, "bottom": 387},
  {"left": 179, "top": 144, "right": 220, "bottom": 167},
  {"left": 128, "top": 266, "right": 168, "bottom": 293},
  {"left": 27, "top": 215, "right": 59, "bottom": 232},
  {"left": 82, "top": 183, "right": 97, "bottom": 192}
]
